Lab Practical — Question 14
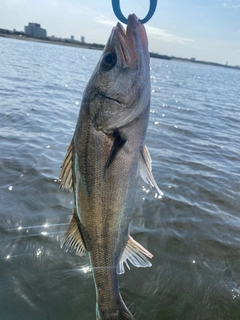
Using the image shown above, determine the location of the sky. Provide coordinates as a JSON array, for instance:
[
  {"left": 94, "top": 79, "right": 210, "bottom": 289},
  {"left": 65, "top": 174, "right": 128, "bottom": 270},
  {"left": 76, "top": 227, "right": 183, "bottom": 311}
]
[{"left": 0, "top": 0, "right": 240, "bottom": 66}]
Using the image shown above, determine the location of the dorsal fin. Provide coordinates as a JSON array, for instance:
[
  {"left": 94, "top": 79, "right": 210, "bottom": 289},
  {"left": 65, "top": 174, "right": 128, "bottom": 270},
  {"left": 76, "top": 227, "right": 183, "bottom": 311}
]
[
  {"left": 59, "top": 139, "right": 74, "bottom": 192},
  {"left": 139, "top": 144, "right": 163, "bottom": 196},
  {"left": 104, "top": 129, "right": 126, "bottom": 174},
  {"left": 61, "top": 208, "right": 87, "bottom": 257},
  {"left": 117, "top": 236, "right": 153, "bottom": 275}
]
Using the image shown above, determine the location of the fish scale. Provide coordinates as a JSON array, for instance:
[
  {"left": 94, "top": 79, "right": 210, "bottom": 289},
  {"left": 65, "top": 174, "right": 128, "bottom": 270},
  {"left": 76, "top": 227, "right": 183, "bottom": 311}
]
[{"left": 59, "top": 14, "right": 162, "bottom": 320}]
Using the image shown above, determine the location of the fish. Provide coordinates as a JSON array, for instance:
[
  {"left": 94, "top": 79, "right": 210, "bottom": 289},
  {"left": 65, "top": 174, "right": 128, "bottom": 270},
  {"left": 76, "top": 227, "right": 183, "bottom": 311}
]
[{"left": 59, "top": 13, "right": 162, "bottom": 320}]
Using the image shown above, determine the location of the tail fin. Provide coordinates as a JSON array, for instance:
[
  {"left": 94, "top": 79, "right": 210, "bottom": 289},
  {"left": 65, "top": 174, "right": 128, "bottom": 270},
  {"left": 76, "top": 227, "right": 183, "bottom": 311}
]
[
  {"left": 120, "top": 309, "right": 135, "bottom": 320},
  {"left": 119, "top": 301, "right": 135, "bottom": 320},
  {"left": 96, "top": 300, "right": 135, "bottom": 320}
]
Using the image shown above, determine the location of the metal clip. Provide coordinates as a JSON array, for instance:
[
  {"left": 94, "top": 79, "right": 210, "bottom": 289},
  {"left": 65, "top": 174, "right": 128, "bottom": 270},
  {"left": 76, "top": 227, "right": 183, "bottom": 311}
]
[{"left": 111, "top": 0, "right": 158, "bottom": 24}]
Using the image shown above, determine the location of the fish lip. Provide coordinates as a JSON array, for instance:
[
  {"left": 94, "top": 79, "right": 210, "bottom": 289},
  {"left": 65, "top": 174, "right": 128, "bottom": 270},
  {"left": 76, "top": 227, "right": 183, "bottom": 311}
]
[
  {"left": 116, "top": 22, "right": 126, "bottom": 37},
  {"left": 127, "top": 14, "right": 148, "bottom": 51}
]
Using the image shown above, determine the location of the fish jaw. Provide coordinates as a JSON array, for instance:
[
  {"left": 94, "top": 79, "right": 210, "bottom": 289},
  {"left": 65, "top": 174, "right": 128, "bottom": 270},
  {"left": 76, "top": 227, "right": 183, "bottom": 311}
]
[
  {"left": 85, "top": 14, "right": 151, "bottom": 132},
  {"left": 112, "top": 14, "right": 149, "bottom": 69}
]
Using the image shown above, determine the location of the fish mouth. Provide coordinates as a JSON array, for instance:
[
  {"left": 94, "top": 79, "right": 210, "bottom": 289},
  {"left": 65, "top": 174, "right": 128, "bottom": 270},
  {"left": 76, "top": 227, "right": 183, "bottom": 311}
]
[
  {"left": 114, "top": 14, "right": 148, "bottom": 68},
  {"left": 126, "top": 14, "right": 148, "bottom": 51}
]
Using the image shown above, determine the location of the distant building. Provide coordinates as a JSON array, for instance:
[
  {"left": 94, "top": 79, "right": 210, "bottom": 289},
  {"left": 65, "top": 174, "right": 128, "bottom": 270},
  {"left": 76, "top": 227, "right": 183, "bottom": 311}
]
[
  {"left": 70, "top": 35, "right": 74, "bottom": 41},
  {"left": 49, "top": 35, "right": 57, "bottom": 40},
  {"left": 24, "top": 23, "right": 47, "bottom": 38},
  {"left": 0, "top": 28, "right": 10, "bottom": 34},
  {"left": 81, "top": 36, "right": 85, "bottom": 43},
  {"left": 191, "top": 57, "right": 196, "bottom": 61}
]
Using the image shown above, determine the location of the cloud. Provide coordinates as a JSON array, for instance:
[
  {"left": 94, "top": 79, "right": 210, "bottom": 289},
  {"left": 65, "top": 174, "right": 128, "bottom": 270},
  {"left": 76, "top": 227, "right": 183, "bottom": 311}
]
[
  {"left": 145, "top": 25, "right": 194, "bottom": 44},
  {"left": 95, "top": 15, "right": 116, "bottom": 27},
  {"left": 95, "top": 15, "right": 194, "bottom": 44},
  {"left": 220, "top": 0, "right": 240, "bottom": 8}
]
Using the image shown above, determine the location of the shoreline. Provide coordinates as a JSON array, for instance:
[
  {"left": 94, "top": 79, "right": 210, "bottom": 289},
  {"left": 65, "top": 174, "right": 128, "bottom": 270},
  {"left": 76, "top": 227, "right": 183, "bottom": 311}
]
[
  {"left": 0, "top": 34, "right": 104, "bottom": 50},
  {"left": 1, "top": 33, "right": 239, "bottom": 71}
]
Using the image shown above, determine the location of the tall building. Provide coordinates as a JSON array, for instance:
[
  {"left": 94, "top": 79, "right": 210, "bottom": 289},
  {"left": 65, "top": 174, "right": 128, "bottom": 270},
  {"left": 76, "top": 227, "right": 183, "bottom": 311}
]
[
  {"left": 24, "top": 23, "right": 47, "bottom": 38},
  {"left": 81, "top": 36, "right": 85, "bottom": 43}
]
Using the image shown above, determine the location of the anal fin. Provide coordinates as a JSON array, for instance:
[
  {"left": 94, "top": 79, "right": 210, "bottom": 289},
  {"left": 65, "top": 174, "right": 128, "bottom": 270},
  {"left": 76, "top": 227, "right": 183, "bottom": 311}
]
[
  {"left": 117, "top": 236, "right": 153, "bottom": 275},
  {"left": 61, "top": 208, "right": 87, "bottom": 257},
  {"left": 59, "top": 139, "right": 74, "bottom": 192},
  {"left": 139, "top": 144, "right": 163, "bottom": 196}
]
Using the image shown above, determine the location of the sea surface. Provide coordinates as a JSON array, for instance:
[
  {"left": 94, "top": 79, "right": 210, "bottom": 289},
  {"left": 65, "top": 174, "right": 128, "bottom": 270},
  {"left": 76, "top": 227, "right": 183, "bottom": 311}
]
[{"left": 0, "top": 37, "right": 240, "bottom": 320}]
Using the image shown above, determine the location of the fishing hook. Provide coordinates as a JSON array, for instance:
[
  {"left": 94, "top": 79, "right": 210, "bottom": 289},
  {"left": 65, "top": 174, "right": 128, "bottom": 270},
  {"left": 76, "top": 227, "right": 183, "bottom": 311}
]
[{"left": 111, "top": 0, "right": 158, "bottom": 24}]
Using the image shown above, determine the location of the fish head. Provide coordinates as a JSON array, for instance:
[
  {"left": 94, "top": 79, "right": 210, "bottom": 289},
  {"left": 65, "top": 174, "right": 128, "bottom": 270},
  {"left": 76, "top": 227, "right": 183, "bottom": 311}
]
[{"left": 86, "top": 14, "right": 150, "bottom": 132}]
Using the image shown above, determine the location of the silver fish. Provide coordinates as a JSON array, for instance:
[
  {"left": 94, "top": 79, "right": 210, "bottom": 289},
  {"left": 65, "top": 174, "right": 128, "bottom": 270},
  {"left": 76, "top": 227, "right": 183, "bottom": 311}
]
[{"left": 59, "top": 14, "right": 162, "bottom": 320}]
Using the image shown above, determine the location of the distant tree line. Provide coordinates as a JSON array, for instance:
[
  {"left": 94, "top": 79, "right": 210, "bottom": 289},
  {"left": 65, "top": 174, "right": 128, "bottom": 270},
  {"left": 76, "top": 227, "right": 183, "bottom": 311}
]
[
  {"left": 0, "top": 28, "right": 239, "bottom": 69},
  {"left": 0, "top": 28, "right": 24, "bottom": 36}
]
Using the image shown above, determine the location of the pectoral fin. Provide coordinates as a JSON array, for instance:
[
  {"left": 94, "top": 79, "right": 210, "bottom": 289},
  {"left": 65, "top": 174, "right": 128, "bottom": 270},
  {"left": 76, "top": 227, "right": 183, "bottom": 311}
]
[
  {"left": 117, "top": 236, "right": 153, "bottom": 275},
  {"left": 59, "top": 139, "right": 74, "bottom": 192},
  {"left": 104, "top": 130, "right": 126, "bottom": 174},
  {"left": 139, "top": 144, "right": 163, "bottom": 196},
  {"left": 61, "top": 208, "right": 87, "bottom": 257}
]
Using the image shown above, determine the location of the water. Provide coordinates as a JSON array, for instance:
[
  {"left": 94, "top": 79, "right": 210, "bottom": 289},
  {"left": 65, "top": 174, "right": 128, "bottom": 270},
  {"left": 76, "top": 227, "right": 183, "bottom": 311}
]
[{"left": 0, "top": 37, "right": 240, "bottom": 320}]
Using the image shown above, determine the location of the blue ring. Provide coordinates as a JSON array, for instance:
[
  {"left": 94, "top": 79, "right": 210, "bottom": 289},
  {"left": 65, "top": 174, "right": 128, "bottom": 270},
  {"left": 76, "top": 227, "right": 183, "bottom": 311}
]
[{"left": 111, "top": 0, "right": 158, "bottom": 24}]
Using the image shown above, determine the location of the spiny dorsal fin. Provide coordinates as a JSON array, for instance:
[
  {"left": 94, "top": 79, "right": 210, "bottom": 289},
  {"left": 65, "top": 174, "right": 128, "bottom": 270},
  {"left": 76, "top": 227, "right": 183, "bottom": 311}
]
[
  {"left": 117, "top": 236, "right": 153, "bottom": 275},
  {"left": 59, "top": 139, "right": 74, "bottom": 192},
  {"left": 61, "top": 208, "right": 87, "bottom": 257},
  {"left": 139, "top": 144, "right": 163, "bottom": 196}
]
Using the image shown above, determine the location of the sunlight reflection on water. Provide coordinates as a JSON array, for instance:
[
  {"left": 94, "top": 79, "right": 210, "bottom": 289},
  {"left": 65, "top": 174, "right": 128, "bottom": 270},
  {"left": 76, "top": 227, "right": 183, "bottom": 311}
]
[{"left": 0, "top": 37, "right": 240, "bottom": 320}]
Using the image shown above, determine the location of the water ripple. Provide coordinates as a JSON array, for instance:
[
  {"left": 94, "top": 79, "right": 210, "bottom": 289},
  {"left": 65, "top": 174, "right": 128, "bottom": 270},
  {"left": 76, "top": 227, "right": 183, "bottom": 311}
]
[{"left": 0, "top": 37, "right": 239, "bottom": 319}]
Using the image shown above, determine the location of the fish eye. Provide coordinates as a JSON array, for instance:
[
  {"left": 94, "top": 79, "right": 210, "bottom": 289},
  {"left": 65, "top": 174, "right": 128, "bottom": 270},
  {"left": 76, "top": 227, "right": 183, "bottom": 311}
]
[{"left": 101, "top": 52, "right": 117, "bottom": 71}]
